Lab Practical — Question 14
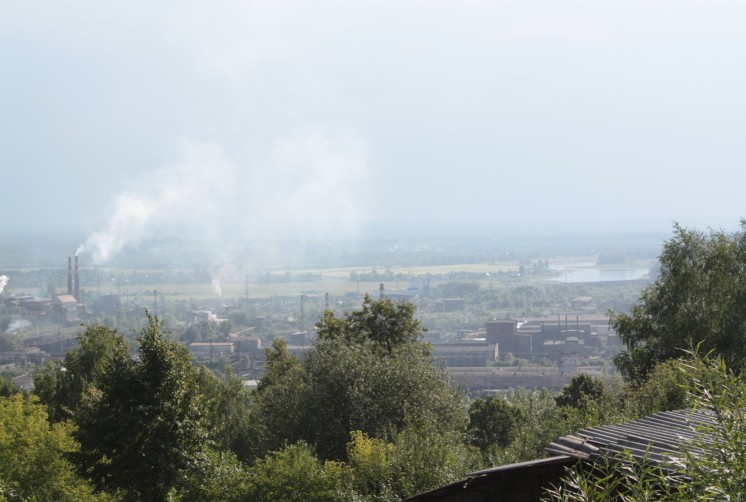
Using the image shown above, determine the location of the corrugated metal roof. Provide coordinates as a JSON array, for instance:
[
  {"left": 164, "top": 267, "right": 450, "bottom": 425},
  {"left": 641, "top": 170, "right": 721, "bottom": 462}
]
[{"left": 546, "top": 409, "right": 717, "bottom": 466}]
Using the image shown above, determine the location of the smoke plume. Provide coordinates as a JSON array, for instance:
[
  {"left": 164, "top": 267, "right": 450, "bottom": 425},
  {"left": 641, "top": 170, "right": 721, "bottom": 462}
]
[
  {"left": 0, "top": 275, "right": 7, "bottom": 295},
  {"left": 6, "top": 319, "right": 31, "bottom": 334},
  {"left": 77, "top": 141, "right": 237, "bottom": 263},
  {"left": 77, "top": 131, "right": 369, "bottom": 270}
]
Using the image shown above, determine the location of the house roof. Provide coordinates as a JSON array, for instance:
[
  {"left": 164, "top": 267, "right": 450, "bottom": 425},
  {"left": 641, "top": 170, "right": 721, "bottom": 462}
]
[
  {"left": 406, "top": 409, "right": 720, "bottom": 501},
  {"left": 55, "top": 294, "right": 77, "bottom": 304},
  {"left": 405, "top": 456, "right": 575, "bottom": 502},
  {"left": 547, "top": 409, "right": 718, "bottom": 466}
]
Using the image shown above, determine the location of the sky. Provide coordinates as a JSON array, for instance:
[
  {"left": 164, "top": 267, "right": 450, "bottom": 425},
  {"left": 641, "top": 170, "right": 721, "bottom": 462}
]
[{"left": 2, "top": 1, "right": 746, "bottom": 261}]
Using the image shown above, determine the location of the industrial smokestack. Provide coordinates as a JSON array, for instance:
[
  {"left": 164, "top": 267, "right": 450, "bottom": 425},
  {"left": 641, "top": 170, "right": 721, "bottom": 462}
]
[
  {"left": 74, "top": 255, "right": 80, "bottom": 302},
  {"left": 325, "top": 292, "right": 329, "bottom": 310},
  {"left": 67, "top": 257, "right": 73, "bottom": 296},
  {"left": 379, "top": 283, "right": 384, "bottom": 300}
]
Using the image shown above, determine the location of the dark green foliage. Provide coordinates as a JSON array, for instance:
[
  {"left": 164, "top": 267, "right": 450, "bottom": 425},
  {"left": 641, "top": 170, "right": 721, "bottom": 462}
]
[
  {"left": 179, "top": 448, "right": 253, "bottom": 502},
  {"left": 612, "top": 221, "right": 746, "bottom": 382},
  {"left": 75, "top": 313, "right": 207, "bottom": 500},
  {"left": 468, "top": 395, "right": 522, "bottom": 452},
  {"left": 181, "top": 319, "right": 218, "bottom": 342},
  {"left": 246, "top": 442, "right": 354, "bottom": 502},
  {"left": 488, "top": 388, "right": 567, "bottom": 466},
  {"left": 248, "top": 338, "right": 308, "bottom": 458},
  {"left": 626, "top": 359, "right": 690, "bottom": 417},
  {"left": 555, "top": 374, "right": 606, "bottom": 408},
  {"left": 33, "top": 324, "right": 129, "bottom": 422},
  {"left": 197, "top": 366, "right": 254, "bottom": 461},
  {"left": 302, "top": 338, "right": 465, "bottom": 460},
  {"left": 317, "top": 294, "right": 424, "bottom": 354},
  {"left": 555, "top": 376, "right": 629, "bottom": 434},
  {"left": 385, "top": 419, "right": 480, "bottom": 499},
  {"left": 0, "top": 375, "right": 22, "bottom": 397},
  {"left": 255, "top": 297, "right": 465, "bottom": 463}
]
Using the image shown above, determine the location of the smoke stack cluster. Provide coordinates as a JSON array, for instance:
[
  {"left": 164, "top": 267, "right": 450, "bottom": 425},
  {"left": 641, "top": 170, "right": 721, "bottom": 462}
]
[
  {"left": 67, "top": 257, "right": 73, "bottom": 296},
  {"left": 67, "top": 256, "right": 81, "bottom": 302},
  {"left": 75, "top": 255, "right": 80, "bottom": 302}
]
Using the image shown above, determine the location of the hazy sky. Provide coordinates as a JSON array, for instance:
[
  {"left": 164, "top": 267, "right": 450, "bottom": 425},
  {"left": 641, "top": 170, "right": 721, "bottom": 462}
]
[{"left": 2, "top": 1, "right": 746, "bottom": 251}]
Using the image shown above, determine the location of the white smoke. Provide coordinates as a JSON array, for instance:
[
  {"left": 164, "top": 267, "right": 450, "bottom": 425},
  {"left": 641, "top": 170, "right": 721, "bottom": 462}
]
[
  {"left": 211, "top": 277, "right": 223, "bottom": 297},
  {"left": 0, "top": 275, "right": 7, "bottom": 295},
  {"left": 77, "top": 131, "right": 370, "bottom": 269},
  {"left": 77, "top": 141, "right": 237, "bottom": 263},
  {"left": 6, "top": 319, "right": 31, "bottom": 334}
]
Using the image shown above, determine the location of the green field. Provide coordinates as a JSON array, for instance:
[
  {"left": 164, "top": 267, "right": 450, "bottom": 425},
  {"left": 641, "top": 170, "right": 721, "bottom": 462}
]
[{"left": 6, "top": 256, "right": 655, "bottom": 303}]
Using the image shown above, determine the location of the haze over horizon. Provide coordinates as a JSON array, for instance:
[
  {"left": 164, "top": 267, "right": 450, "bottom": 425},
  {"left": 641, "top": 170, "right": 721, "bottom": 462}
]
[{"left": 2, "top": 1, "right": 745, "bottom": 262}]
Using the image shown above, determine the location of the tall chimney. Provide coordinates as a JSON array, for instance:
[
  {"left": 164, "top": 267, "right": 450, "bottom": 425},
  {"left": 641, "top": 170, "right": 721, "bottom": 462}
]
[
  {"left": 74, "top": 255, "right": 80, "bottom": 302},
  {"left": 67, "top": 257, "right": 73, "bottom": 296},
  {"left": 379, "top": 283, "right": 384, "bottom": 300}
]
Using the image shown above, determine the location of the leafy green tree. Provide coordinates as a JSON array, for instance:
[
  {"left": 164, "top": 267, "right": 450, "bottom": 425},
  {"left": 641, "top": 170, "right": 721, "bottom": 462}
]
[
  {"left": 555, "top": 374, "right": 606, "bottom": 408},
  {"left": 246, "top": 441, "right": 354, "bottom": 502},
  {"left": 0, "top": 394, "right": 102, "bottom": 501},
  {"left": 468, "top": 395, "right": 522, "bottom": 453},
  {"left": 347, "top": 421, "right": 479, "bottom": 501},
  {"left": 317, "top": 294, "right": 424, "bottom": 354},
  {"left": 0, "top": 375, "right": 21, "bottom": 397},
  {"left": 555, "top": 375, "right": 628, "bottom": 433},
  {"left": 489, "top": 388, "right": 566, "bottom": 466},
  {"left": 181, "top": 320, "right": 218, "bottom": 343},
  {"left": 248, "top": 338, "right": 309, "bottom": 459},
  {"left": 626, "top": 359, "right": 690, "bottom": 418},
  {"left": 33, "top": 324, "right": 128, "bottom": 422},
  {"left": 179, "top": 449, "right": 253, "bottom": 502},
  {"left": 302, "top": 335, "right": 464, "bottom": 460},
  {"left": 197, "top": 366, "right": 255, "bottom": 461},
  {"left": 256, "top": 297, "right": 465, "bottom": 462},
  {"left": 75, "top": 313, "right": 207, "bottom": 500},
  {"left": 385, "top": 418, "right": 479, "bottom": 499},
  {"left": 612, "top": 222, "right": 746, "bottom": 382},
  {"left": 347, "top": 431, "right": 396, "bottom": 499}
]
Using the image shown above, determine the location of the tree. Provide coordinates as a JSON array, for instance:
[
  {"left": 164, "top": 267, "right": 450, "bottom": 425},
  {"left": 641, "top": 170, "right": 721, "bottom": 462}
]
[
  {"left": 179, "top": 449, "right": 253, "bottom": 502},
  {"left": 248, "top": 338, "right": 309, "bottom": 459},
  {"left": 317, "top": 294, "right": 424, "bottom": 354},
  {"left": 626, "top": 359, "right": 690, "bottom": 418},
  {"left": 555, "top": 374, "right": 606, "bottom": 408},
  {"left": 489, "top": 388, "right": 567, "bottom": 466},
  {"left": 384, "top": 418, "right": 479, "bottom": 499},
  {"left": 256, "top": 297, "right": 465, "bottom": 462},
  {"left": 555, "top": 375, "right": 627, "bottom": 433},
  {"left": 0, "top": 394, "right": 102, "bottom": 501},
  {"left": 196, "top": 366, "right": 255, "bottom": 461},
  {"left": 246, "top": 442, "right": 354, "bottom": 502},
  {"left": 33, "top": 324, "right": 128, "bottom": 422},
  {"left": 75, "top": 313, "right": 207, "bottom": 499},
  {"left": 612, "top": 221, "right": 746, "bottom": 382},
  {"left": 0, "top": 375, "right": 21, "bottom": 397},
  {"left": 181, "top": 320, "right": 218, "bottom": 343},
  {"left": 468, "top": 395, "right": 522, "bottom": 453}
]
